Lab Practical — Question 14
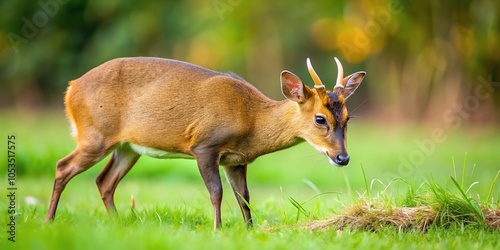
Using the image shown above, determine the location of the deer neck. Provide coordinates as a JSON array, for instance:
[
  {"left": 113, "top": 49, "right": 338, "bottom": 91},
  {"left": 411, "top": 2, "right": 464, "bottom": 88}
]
[{"left": 250, "top": 100, "right": 304, "bottom": 157}]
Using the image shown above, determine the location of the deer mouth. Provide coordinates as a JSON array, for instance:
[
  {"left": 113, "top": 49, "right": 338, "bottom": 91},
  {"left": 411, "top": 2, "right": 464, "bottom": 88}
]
[
  {"left": 325, "top": 152, "right": 340, "bottom": 167},
  {"left": 325, "top": 151, "right": 349, "bottom": 167}
]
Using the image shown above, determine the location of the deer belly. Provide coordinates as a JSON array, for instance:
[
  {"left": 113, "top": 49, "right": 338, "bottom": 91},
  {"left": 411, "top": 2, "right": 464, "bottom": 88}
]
[
  {"left": 129, "top": 143, "right": 194, "bottom": 159},
  {"left": 219, "top": 151, "right": 252, "bottom": 167}
]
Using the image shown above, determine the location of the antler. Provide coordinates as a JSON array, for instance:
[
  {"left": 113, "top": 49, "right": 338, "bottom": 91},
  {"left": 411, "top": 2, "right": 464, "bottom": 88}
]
[
  {"left": 334, "top": 57, "right": 344, "bottom": 89},
  {"left": 306, "top": 58, "right": 325, "bottom": 89}
]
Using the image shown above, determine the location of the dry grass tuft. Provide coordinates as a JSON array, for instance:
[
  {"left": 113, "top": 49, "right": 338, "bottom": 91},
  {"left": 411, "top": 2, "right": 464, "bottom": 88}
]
[
  {"left": 306, "top": 202, "right": 500, "bottom": 232},
  {"left": 484, "top": 209, "right": 500, "bottom": 229},
  {"left": 306, "top": 202, "right": 435, "bottom": 232}
]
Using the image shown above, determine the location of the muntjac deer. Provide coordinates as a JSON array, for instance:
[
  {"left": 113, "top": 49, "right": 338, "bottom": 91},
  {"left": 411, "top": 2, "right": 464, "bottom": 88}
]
[{"left": 45, "top": 57, "right": 365, "bottom": 230}]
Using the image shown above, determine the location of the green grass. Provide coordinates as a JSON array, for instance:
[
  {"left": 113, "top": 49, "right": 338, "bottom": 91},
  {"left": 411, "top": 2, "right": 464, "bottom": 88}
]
[
  {"left": 1, "top": 110, "right": 499, "bottom": 249},
  {"left": 1, "top": 177, "right": 499, "bottom": 250}
]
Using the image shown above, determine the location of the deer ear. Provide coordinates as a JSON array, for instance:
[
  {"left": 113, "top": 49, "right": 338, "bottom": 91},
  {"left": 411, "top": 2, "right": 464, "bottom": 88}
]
[
  {"left": 281, "top": 70, "right": 312, "bottom": 103},
  {"left": 342, "top": 71, "right": 365, "bottom": 99}
]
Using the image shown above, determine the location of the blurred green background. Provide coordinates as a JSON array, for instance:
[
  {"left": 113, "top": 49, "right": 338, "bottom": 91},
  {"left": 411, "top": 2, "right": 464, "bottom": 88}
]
[
  {"left": 2, "top": 0, "right": 499, "bottom": 121},
  {"left": 0, "top": 0, "right": 499, "bottom": 195}
]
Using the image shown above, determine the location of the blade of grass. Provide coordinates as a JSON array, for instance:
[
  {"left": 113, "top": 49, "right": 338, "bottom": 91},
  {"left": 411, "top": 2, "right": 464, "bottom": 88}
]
[
  {"left": 299, "top": 191, "right": 346, "bottom": 205},
  {"left": 461, "top": 152, "right": 467, "bottom": 188},
  {"left": 450, "top": 176, "right": 484, "bottom": 222},
  {"left": 485, "top": 170, "right": 500, "bottom": 207},
  {"left": 280, "top": 185, "right": 287, "bottom": 221},
  {"left": 465, "top": 182, "right": 479, "bottom": 195},
  {"left": 289, "top": 196, "right": 310, "bottom": 221},
  {"left": 342, "top": 169, "right": 352, "bottom": 199},
  {"left": 303, "top": 179, "right": 321, "bottom": 195},
  {"left": 360, "top": 163, "right": 371, "bottom": 200},
  {"left": 469, "top": 163, "right": 477, "bottom": 189},
  {"left": 155, "top": 210, "right": 163, "bottom": 226},
  {"left": 452, "top": 156, "right": 457, "bottom": 181},
  {"left": 236, "top": 192, "right": 263, "bottom": 225},
  {"left": 450, "top": 176, "right": 471, "bottom": 202}
]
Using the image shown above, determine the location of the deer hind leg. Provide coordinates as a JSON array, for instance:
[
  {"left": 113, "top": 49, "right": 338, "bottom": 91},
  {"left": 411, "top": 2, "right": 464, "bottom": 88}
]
[
  {"left": 45, "top": 144, "right": 112, "bottom": 222},
  {"left": 223, "top": 164, "right": 252, "bottom": 227},
  {"left": 96, "top": 143, "right": 140, "bottom": 215}
]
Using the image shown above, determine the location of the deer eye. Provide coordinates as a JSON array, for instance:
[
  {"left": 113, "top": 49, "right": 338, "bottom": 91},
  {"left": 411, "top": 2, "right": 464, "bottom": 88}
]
[{"left": 314, "top": 115, "right": 327, "bottom": 126}]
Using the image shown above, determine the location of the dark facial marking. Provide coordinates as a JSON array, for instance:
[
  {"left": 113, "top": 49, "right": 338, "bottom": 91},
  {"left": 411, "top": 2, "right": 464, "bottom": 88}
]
[
  {"left": 326, "top": 92, "right": 347, "bottom": 128},
  {"left": 326, "top": 92, "right": 348, "bottom": 153}
]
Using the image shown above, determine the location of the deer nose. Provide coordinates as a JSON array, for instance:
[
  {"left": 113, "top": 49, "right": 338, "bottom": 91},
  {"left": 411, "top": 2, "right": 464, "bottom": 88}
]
[{"left": 335, "top": 154, "right": 350, "bottom": 166}]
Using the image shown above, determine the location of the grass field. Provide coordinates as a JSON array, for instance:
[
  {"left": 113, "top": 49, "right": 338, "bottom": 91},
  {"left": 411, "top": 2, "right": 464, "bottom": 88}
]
[{"left": 1, "top": 110, "right": 499, "bottom": 249}]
